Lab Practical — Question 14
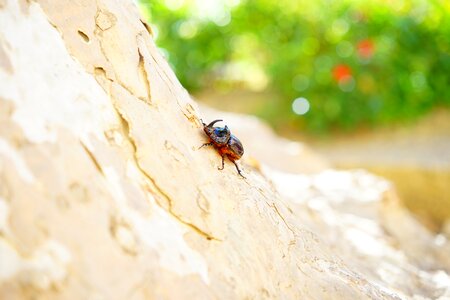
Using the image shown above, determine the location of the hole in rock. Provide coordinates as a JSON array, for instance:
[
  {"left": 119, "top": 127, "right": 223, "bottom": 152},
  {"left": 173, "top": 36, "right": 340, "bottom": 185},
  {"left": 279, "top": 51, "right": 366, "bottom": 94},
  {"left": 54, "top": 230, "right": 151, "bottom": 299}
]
[{"left": 77, "top": 30, "right": 90, "bottom": 43}]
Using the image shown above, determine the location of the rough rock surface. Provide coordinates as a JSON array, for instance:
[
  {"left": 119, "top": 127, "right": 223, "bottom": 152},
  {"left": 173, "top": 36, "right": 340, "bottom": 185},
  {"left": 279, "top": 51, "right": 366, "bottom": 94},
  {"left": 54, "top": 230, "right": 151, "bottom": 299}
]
[{"left": 0, "top": 0, "right": 449, "bottom": 299}]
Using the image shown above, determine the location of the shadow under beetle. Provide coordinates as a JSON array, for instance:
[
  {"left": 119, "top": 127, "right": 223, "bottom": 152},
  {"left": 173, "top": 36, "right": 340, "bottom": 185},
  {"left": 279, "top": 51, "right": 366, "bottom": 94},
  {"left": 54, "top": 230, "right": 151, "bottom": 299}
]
[{"left": 199, "top": 119, "right": 245, "bottom": 178}]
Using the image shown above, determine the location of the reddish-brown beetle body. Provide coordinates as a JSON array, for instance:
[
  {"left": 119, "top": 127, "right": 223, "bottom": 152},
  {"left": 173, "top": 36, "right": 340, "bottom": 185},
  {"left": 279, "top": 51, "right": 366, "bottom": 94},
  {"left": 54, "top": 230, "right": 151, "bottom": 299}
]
[{"left": 200, "top": 119, "right": 245, "bottom": 178}]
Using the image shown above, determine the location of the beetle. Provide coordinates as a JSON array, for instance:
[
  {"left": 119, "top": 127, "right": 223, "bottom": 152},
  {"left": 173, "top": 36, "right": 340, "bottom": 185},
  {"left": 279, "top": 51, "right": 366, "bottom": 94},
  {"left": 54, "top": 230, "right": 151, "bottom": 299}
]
[{"left": 199, "top": 119, "right": 245, "bottom": 178}]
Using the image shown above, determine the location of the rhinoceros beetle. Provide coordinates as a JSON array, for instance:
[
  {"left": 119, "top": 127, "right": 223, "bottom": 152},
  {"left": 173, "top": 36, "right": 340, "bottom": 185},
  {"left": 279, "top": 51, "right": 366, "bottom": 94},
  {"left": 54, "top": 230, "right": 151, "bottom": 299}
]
[{"left": 199, "top": 119, "right": 245, "bottom": 178}]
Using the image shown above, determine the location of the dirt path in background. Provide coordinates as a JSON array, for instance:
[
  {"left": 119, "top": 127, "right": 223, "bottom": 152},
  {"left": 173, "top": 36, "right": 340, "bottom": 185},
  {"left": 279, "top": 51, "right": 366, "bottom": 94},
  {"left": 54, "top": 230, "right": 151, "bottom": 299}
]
[{"left": 307, "top": 109, "right": 450, "bottom": 229}]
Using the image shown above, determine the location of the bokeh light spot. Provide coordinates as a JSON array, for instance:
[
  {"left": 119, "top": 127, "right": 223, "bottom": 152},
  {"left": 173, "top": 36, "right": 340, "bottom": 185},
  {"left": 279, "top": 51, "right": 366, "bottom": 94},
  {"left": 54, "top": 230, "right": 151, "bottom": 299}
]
[
  {"left": 292, "top": 75, "right": 310, "bottom": 92},
  {"left": 338, "top": 76, "right": 355, "bottom": 92},
  {"left": 357, "top": 39, "right": 375, "bottom": 59},
  {"left": 292, "top": 97, "right": 310, "bottom": 115},
  {"left": 410, "top": 72, "right": 427, "bottom": 91},
  {"left": 332, "top": 19, "right": 350, "bottom": 37},
  {"left": 178, "top": 21, "right": 198, "bottom": 39},
  {"left": 315, "top": 56, "right": 332, "bottom": 71}
]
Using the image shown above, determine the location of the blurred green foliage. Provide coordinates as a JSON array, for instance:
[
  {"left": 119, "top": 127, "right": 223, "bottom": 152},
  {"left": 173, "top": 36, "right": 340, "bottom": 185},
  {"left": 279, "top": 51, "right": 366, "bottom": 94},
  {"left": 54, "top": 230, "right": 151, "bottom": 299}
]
[{"left": 139, "top": 0, "right": 450, "bottom": 133}]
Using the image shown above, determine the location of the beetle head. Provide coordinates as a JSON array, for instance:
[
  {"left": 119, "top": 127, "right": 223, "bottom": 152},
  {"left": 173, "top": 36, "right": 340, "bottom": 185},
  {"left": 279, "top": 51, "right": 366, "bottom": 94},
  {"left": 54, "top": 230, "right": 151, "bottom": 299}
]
[
  {"left": 203, "top": 119, "right": 231, "bottom": 146},
  {"left": 203, "top": 119, "right": 222, "bottom": 135}
]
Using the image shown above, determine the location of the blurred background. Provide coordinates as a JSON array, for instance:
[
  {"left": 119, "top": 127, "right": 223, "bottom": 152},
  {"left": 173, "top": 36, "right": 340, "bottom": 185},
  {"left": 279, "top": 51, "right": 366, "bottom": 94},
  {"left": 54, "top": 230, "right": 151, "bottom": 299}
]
[{"left": 138, "top": 0, "right": 450, "bottom": 230}]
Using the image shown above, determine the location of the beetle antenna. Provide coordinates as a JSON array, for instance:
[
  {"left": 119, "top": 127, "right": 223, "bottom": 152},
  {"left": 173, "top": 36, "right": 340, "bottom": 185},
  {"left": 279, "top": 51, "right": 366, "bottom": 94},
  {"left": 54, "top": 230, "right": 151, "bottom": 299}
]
[{"left": 207, "top": 119, "right": 223, "bottom": 127}]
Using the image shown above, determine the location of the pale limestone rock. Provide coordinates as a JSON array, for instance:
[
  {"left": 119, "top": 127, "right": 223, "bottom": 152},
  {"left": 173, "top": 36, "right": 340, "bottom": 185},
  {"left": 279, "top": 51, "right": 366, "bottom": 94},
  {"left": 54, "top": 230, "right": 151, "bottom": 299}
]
[{"left": 0, "top": 0, "right": 449, "bottom": 299}]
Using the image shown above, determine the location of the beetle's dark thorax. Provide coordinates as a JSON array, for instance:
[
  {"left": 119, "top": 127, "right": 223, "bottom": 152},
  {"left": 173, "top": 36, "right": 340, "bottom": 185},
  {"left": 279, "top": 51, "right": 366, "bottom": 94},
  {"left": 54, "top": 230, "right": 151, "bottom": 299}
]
[{"left": 207, "top": 126, "right": 230, "bottom": 146}]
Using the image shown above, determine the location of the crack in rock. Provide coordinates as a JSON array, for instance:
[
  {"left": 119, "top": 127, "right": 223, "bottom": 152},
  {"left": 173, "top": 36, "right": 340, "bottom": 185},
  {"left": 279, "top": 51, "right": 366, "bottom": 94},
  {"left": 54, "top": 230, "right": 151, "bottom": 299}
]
[{"left": 113, "top": 106, "right": 219, "bottom": 241}]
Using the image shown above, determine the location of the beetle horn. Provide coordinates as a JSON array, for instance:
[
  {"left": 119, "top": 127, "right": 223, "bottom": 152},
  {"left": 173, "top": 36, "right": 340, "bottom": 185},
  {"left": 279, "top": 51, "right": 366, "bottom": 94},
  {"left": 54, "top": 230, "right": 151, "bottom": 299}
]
[{"left": 207, "top": 119, "right": 223, "bottom": 127}]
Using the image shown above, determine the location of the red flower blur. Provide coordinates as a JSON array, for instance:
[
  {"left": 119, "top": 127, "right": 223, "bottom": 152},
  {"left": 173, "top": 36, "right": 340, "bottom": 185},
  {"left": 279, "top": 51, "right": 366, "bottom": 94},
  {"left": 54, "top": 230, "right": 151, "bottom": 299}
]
[
  {"left": 332, "top": 64, "right": 352, "bottom": 82},
  {"left": 357, "top": 39, "right": 375, "bottom": 59}
]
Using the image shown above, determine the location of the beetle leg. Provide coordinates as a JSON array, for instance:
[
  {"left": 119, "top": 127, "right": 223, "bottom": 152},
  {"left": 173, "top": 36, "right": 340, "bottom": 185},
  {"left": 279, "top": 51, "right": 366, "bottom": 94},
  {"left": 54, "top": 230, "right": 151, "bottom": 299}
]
[
  {"left": 218, "top": 155, "right": 225, "bottom": 170},
  {"left": 198, "top": 142, "right": 214, "bottom": 150},
  {"left": 231, "top": 159, "right": 246, "bottom": 179}
]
